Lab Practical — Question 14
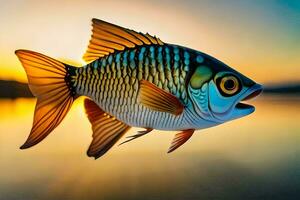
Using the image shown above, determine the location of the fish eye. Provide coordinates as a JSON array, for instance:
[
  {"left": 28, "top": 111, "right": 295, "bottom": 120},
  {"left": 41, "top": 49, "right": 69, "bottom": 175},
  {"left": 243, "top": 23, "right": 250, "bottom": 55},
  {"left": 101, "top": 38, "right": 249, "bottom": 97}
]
[{"left": 218, "top": 75, "right": 240, "bottom": 96}]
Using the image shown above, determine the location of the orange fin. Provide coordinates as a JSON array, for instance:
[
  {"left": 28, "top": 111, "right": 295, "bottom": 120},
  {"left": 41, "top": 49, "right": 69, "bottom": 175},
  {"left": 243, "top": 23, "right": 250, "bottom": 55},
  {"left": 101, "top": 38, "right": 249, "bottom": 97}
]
[
  {"left": 168, "top": 129, "right": 194, "bottom": 153},
  {"left": 15, "top": 50, "right": 75, "bottom": 149},
  {"left": 84, "top": 98, "right": 131, "bottom": 159},
  {"left": 138, "top": 80, "right": 184, "bottom": 115},
  {"left": 83, "top": 18, "right": 164, "bottom": 62}
]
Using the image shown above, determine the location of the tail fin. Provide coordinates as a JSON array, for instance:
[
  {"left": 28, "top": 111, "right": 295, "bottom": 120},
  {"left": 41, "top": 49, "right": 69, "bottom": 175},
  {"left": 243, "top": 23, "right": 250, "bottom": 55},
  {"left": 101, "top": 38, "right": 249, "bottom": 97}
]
[{"left": 15, "top": 50, "right": 76, "bottom": 149}]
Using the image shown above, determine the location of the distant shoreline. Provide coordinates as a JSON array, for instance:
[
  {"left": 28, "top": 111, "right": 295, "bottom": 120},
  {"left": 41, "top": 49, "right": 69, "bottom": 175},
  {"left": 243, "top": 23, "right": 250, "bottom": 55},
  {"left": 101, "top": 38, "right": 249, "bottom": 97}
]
[
  {"left": 0, "top": 80, "right": 33, "bottom": 98},
  {"left": 263, "top": 83, "right": 300, "bottom": 95},
  {"left": 0, "top": 80, "right": 299, "bottom": 99}
]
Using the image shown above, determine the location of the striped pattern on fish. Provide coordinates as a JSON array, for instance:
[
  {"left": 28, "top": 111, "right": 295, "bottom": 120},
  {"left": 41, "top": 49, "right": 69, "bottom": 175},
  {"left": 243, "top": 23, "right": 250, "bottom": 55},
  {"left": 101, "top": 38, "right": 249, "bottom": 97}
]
[
  {"left": 72, "top": 44, "right": 193, "bottom": 130},
  {"left": 15, "top": 18, "right": 262, "bottom": 159}
]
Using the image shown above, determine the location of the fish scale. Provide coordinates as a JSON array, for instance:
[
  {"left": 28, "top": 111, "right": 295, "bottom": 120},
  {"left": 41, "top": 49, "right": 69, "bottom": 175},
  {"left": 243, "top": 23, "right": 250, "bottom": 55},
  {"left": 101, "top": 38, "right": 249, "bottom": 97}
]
[{"left": 74, "top": 44, "right": 191, "bottom": 129}]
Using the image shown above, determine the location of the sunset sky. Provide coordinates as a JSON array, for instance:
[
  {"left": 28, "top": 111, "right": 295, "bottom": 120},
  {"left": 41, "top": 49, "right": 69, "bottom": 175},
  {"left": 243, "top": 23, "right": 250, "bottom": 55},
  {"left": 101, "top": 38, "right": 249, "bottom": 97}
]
[{"left": 0, "top": 0, "right": 299, "bottom": 84}]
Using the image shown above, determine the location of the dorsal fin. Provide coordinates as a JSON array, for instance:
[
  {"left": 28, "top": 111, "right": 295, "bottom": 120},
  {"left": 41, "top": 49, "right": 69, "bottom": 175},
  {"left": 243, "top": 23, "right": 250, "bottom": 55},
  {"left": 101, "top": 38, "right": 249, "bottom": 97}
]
[
  {"left": 83, "top": 18, "right": 164, "bottom": 62},
  {"left": 84, "top": 98, "right": 131, "bottom": 159}
]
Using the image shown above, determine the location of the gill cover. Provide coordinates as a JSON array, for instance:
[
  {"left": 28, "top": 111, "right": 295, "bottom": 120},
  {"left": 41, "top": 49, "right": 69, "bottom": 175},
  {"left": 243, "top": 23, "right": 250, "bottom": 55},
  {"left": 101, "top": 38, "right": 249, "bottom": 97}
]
[{"left": 188, "top": 65, "right": 214, "bottom": 120}]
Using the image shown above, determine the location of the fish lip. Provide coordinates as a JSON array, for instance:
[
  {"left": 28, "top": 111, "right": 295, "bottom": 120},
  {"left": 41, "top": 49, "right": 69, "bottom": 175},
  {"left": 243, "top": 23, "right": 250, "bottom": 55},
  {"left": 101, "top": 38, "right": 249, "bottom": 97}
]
[
  {"left": 235, "top": 84, "right": 263, "bottom": 111},
  {"left": 208, "top": 83, "right": 263, "bottom": 122}
]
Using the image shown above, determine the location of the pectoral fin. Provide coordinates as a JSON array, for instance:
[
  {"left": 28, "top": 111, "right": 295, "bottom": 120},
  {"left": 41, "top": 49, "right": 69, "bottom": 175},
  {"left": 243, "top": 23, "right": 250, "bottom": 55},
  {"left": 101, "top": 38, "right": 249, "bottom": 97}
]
[
  {"left": 84, "top": 98, "right": 131, "bottom": 159},
  {"left": 138, "top": 80, "right": 184, "bottom": 115},
  {"left": 168, "top": 129, "right": 194, "bottom": 153}
]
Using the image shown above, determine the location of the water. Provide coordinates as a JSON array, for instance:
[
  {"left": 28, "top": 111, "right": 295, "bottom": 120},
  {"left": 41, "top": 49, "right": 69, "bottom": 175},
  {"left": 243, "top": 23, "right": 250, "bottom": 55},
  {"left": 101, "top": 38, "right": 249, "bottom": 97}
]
[{"left": 0, "top": 96, "right": 300, "bottom": 200}]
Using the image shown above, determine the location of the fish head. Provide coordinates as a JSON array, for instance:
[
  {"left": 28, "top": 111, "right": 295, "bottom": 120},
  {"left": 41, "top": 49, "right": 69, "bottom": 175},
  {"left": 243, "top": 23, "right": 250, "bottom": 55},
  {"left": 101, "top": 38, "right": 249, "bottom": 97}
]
[{"left": 187, "top": 53, "right": 262, "bottom": 124}]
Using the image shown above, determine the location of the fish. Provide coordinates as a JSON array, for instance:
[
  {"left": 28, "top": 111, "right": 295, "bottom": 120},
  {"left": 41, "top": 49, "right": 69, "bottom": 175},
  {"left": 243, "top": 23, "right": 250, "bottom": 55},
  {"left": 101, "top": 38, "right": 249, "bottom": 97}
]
[{"left": 15, "top": 18, "right": 262, "bottom": 159}]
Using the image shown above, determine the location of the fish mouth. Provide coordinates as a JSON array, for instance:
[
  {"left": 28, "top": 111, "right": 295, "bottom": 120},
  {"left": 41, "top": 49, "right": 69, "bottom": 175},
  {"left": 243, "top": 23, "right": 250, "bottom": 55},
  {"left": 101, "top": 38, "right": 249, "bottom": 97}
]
[{"left": 235, "top": 84, "right": 263, "bottom": 111}]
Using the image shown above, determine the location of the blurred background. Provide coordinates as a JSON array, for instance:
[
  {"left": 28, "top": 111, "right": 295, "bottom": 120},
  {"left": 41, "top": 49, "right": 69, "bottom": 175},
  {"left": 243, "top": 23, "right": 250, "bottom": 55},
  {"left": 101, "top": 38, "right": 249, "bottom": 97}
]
[{"left": 0, "top": 0, "right": 299, "bottom": 199}]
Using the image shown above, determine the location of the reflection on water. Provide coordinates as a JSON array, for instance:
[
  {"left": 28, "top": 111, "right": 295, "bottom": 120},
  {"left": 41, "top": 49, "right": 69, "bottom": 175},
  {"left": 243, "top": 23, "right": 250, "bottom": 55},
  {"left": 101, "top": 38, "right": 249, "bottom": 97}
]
[{"left": 0, "top": 96, "right": 300, "bottom": 200}]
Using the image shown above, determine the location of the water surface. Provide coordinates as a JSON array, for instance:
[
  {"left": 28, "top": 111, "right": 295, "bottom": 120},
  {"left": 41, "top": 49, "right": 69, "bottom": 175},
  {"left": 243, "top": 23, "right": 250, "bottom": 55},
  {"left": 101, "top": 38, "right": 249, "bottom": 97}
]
[{"left": 0, "top": 96, "right": 299, "bottom": 200}]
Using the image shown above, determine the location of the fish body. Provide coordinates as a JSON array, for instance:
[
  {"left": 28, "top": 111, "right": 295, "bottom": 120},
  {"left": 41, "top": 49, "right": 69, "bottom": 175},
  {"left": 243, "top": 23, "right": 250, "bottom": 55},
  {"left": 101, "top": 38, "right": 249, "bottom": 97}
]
[
  {"left": 15, "top": 19, "right": 262, "bottom": 159},
  {"left": 74, "top": 44, "right": 216, "bottom": 130}
]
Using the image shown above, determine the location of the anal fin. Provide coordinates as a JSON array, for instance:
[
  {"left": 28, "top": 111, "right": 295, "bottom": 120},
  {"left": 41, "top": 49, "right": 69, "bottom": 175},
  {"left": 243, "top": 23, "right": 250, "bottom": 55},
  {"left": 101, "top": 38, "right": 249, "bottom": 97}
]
[
  {"left": 168, "top": 129, "right": 194, "bottom": 153},
  {"left": 84, "top": 98, "right": 131, "bottom": 159}
]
